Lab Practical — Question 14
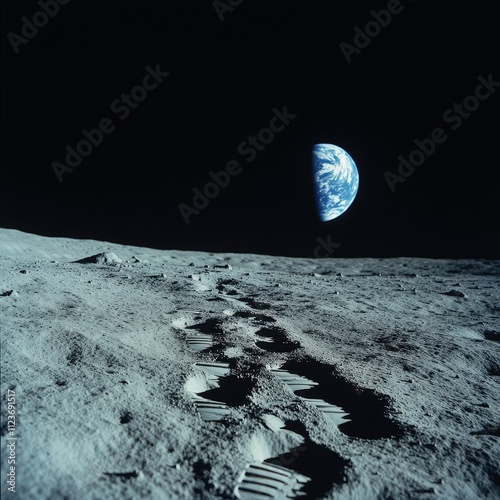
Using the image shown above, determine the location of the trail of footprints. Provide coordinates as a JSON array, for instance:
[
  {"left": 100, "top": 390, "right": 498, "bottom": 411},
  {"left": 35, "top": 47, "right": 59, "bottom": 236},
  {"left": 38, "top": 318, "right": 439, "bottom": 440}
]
[{"left": 178, "top": 280, "right": 403, "bottom": 498}]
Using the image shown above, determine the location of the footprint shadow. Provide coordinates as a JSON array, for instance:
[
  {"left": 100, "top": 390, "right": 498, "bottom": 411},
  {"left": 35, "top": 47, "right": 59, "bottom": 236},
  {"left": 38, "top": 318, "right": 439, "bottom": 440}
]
[
  {"left": 235, "top": 418, "right": 349, "bottom": 499},
  {"left": 198, "top": 375, "right": 255, "bottom": 407},
  {"left": 266, "top": 420, "right": 349, "bottom": 498},
  {"left": 274, "top": 358, "right": 404, "bottom": 439},
  {"left": 255, "top": 327, "right": 301, "bottom": 353},
  {"left": 233, "top": 311, "right": 276, "bottom": 324},
  {"left": 185, "top": 318, "right": 225, "bottom": 353}
]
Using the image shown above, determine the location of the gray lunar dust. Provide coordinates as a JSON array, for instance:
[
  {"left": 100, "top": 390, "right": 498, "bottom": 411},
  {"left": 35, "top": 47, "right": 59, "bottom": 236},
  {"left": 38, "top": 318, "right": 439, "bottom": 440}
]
[{"left": 0, "top": 229, "right": 499, "bottom": 499}]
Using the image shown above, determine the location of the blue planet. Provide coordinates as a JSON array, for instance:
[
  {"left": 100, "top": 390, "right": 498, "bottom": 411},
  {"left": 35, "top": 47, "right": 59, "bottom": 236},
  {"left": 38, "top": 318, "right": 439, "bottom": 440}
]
[{"left": 312, "top": 143, "right": 359, "bottom": 222}]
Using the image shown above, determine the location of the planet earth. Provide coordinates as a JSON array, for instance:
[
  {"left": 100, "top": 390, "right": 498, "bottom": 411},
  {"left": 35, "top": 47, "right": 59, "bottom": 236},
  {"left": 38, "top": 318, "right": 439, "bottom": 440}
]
[{"left": 312, "top": 143, "right": 359, "bottom": 222}]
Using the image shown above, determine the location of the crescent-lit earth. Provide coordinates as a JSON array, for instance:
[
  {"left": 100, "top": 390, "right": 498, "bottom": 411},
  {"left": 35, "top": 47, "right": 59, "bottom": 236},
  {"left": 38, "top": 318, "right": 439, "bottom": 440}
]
[{"left": 313, "top": 143, "right": 359, "bottom": 222}]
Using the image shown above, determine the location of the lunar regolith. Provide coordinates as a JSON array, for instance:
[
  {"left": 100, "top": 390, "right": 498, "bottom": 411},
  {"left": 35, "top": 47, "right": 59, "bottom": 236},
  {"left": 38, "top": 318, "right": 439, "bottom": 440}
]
[{"left": 1, "top": 228, "right": 499, "bottom": 499}]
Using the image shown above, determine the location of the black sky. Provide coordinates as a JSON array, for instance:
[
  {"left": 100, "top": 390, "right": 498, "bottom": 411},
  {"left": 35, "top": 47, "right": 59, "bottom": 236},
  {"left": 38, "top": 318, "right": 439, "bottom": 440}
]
[{"left": 2, "top": 0, "right": 499, "bottom": 258}]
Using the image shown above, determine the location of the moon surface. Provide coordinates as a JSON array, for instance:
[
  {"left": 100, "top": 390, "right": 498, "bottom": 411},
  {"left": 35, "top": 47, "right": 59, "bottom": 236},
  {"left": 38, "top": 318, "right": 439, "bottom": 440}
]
[
  {"left": 0, "top": 228, "right": 499, "bottom": 499},
  {"left": 313, "top": 144, "right": 359, "bottom": 222}
]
